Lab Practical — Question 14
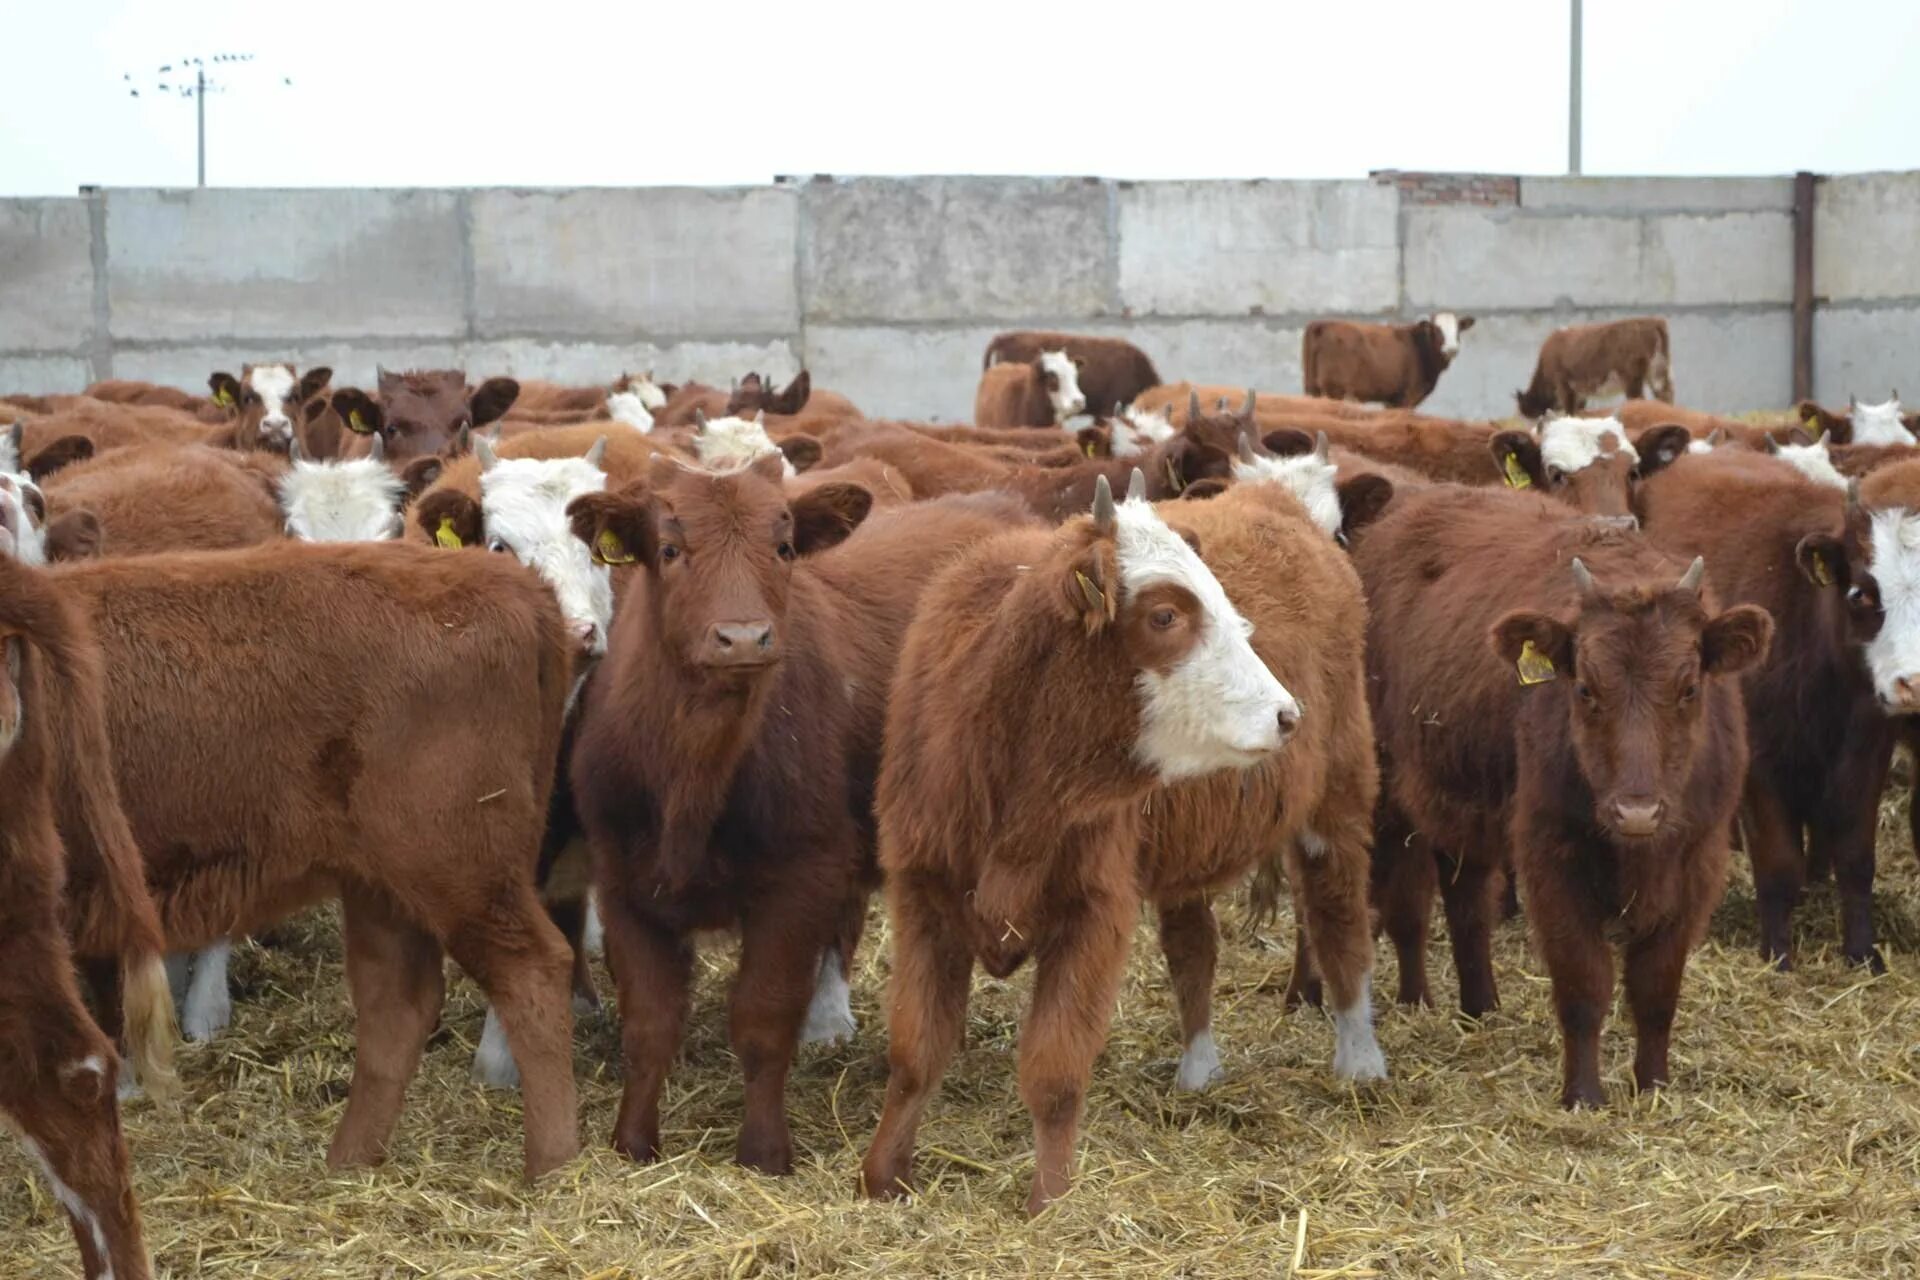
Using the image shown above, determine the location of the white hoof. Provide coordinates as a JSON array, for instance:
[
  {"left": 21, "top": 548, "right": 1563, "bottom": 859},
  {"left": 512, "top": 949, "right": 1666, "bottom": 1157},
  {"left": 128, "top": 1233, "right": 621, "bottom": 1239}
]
[
  {"left": 582, "top": 893, "right": 605, "bottom": 959},
  {"left": 799, "top": 950, "right": 856, "bottom": 1047},
  {"left": 182, "top": 940, "right": 233, "bottom": 1042},
  {"left": 1175, "top": 1029, "right": 1224, "bottom": 1092},
  {"left": 471, "top": 1006, "right": 521, "bottom": 1090},
  {"left": 1332, "top": 981, "right": 1389, "bottom": 1083}
]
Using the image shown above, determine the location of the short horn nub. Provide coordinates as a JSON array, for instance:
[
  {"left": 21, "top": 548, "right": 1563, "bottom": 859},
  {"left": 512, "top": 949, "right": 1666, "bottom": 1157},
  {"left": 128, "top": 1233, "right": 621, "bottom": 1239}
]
[
  {"left": 1313, "top": 430, "right": 1330, "bottom": 462},
  {"left": 1241, "top": 388, "right": 1256, "bottom": 416},
  {"left": 694, "top": 407, "right": 709, "bottom": 431},
  {"left": 1126, "top": 468, "right": 1148, "bottom": 502},
  {"left": 1571, "top": 557, "right": 1596, "bottom": 596},
  {"left": 1677, "top": 556, "right": 1705, "bottom": 594},
  {"left": 1188, "top": 390, "right": 1201, "bottom": 421},
  {"left": 1238, "top": 432, "right": 1258, "bottom": 463},
  {"left": 368, "top": 433, "right": 385, "bottom": 461},
  {"left": 1092, "top": 474, "right": 1115, "bottom": 530}
]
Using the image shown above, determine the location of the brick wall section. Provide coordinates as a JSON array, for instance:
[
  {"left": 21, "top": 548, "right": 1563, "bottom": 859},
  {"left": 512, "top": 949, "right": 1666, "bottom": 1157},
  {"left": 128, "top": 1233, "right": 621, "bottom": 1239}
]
[{"left": 1372, "top": 170, "right": 1521, "bottom": 207}]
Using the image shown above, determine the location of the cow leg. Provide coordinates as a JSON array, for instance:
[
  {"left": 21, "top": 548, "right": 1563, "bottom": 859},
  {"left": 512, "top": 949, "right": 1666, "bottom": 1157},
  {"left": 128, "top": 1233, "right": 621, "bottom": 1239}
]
[
  {"left": 1622, "top": 926, "right": 1692, "bottom": 1095},
  {"left": 729, "top": 894, "right": 835, "bottom": 1175},
  {"left": 602, "top": 903, "right": 692, "bottom": 1165},
  {"left": 1435, "top": 851, "right": 1500, "bottom": 1017},
  {"left": 182, "top": 939, "right": 233, "bottom": 1042},
  {"left": 1291, "top": 821, "right": 1386, "bottom": 1082},
  {"left": 545, "top": 894, "right": 598, "bottom": 1014},
  {"left": 327, "top": 888, "right": 446, "bottom": 1171},
  {"left": 1743, "top": 787, "right": 1803, "bottom": 970},
  {"left": 1374, "top": 811, "right": 1435, "bottom": 1007},
  {"left": 1020, "top": 877, "right": 1136, "bottom": 1217},
  {"left": 446, "top": 886, "right": 579, "bottom": 1180},
  {"left": 861, "top": 873, "right": 974, "bottom": 1201},
  {"left": 1157, "top": 897, "right": 1222, "bottom": 1091},
  {"left": 1280, "top": 874, "right": 1324, "bottom": 1010},
  {"left": 1521, "top": 863, "right": 1613, "bottom": 1108},
  {"left": 1812, "top": 806, "right": 1888, "bottom": 975}
]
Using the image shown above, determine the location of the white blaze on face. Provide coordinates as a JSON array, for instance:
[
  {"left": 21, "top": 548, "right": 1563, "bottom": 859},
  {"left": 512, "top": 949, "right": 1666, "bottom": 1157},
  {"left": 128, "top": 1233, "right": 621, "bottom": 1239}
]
[
  {"left": 1852, "top": 397, "right": 1915, "bottom": 447},
  {"left": 1863, "top": 507, "right": 1920, "bottom": 708},
  {"left": 247, "top": 364, "right": 299, "bottom": 447},
  {"left": 606, "top": 390, "right": 656, "bottom": 432},
  {"left": 1432, "top": 311, "right": 1463, "bottom": 359},
  {"left": 1538, "top": 414, "right": 1638, "bottom": 477},
  {"left": 481, "top": 456, "right": 613, "bottom": 655},
  {"left": 1114, "top": 495, "right": 1296, "bottom": 780},
  {"left": 278, "top": 457, "right": 408, "bottom": 542},
  {"left": 1232, "top": 448, "right": 1342, "bottom": 538},
  {"left": 693, "top": 414, "right": 793, "bottom": 477},
  {"left": 1773, "top": 439, "right": 1848, "bottom": 491},
  {"left": 1111, "top": 405, "right": 1175, "bottom": 459},
  {"left": 18, "top": 1137, "right": 118, "bottom": 1280},
  {"left": 1040, "top": 351, "right": 1087, "bottom": 422}
]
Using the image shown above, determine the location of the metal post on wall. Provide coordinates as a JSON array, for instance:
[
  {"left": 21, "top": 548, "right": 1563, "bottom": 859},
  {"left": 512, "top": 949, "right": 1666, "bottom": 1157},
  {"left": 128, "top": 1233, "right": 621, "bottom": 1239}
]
[
  {"left": 196, "top": 68, "right": 207, "bottom": 187},
  {"left": 1568, "top": 0, "right": 1583, "bottom": 175},
  {"left": 1792, "top": 171, "right": 1817, "bottom": 402}
]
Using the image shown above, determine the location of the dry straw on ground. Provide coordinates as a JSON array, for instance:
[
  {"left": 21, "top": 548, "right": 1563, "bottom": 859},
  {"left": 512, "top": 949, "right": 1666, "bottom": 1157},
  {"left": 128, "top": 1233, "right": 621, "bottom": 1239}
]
[{"left": 10, "top": 794, "right": 1920, "bottom": 1279}]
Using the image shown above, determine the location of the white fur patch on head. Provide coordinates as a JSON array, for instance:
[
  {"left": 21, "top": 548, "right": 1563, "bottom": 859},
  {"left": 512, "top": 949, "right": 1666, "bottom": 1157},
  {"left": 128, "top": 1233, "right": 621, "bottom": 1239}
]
[
  {"left": 692, "top": 414, "right": 794, "bottom": 477},
  {"left": 19, "top": 1137, "right": 117, "bottom": 1280},
  {"left": 1040, "top": 351, "right": 1087, "bottom": 423},
  {"left": 1772, "top": 439, "right": 1848, "bottom": 491},
  {"left": 1114, "top": 494, "right": 1297, "bottom": 779},
  {"left": 1232, "top": 447, "right": 1341, "bottom": 537},
  {"left": 1539, "top": 414, "right": 1637, "bottom": 477},
  {"left": 1863, "top": 506, "right": 1920, "bottom": 709},
  {"left": 279, "top": 457, "right": 408, "bottom": 542},
  {"left": 0, "top": 473, "right": 48, "bottom": 565},
  {"left": 481, "top": 456, "right": 614, "bottom": 655},
  {"left": 248, "top": 363, "right": 298, "bottom": 446},
  {"left": 633, "top": 376, "right": 668, "bottom": 412},
  {"left": 0, "top": 433, "right": 17, "bottom": 477},
  {"left": 1432, "top": 311, "right": 1462, "bottom": 358},
  {"left": 1110, "top": 405, "right": 1175, "bottom": 459},
  {"left": 606, "top": 390, "right": 656, "bottom": 432},
  {"left": 1852, "top": 397, "right": 1915, "bottom": 447}
]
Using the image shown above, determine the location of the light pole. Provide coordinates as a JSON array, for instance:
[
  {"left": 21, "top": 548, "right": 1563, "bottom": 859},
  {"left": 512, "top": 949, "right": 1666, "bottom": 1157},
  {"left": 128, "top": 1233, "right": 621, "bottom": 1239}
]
[
  {"left": 1568, "top": 0, "right": 1583, "bottom": 175},
  {"left": 124, "top": 54, "right": 292, "bottom": 187}
]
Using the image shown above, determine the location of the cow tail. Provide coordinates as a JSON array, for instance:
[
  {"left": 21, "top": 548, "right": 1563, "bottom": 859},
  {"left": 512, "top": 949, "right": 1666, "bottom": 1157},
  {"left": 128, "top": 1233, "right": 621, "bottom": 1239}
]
[{"left": 121, "top": 949, "right": 181, "bottom": 1102}]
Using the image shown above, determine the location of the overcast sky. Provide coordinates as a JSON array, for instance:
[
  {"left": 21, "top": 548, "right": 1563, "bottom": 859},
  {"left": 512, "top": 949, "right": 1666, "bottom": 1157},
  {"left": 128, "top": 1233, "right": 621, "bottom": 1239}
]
[{"left": 3, "top": 0, "right": 1918, "bottom": 196}]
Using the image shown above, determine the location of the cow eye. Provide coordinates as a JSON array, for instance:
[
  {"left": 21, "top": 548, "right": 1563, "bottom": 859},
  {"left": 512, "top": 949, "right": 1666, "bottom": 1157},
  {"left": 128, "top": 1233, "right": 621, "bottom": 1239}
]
[
  {"left": 1547, "top": 467, "right": 1567, "bottom": 485},
  {"left": 776, "top": 540, "right": 796, "bottom": 562},
  {"left": 486, "top": 537, "right": 508, "bottom": 553},
  {"left": 1847, "top": 585, "right": 1879, "bottom": 612},
  {"left": 1680, "top": 682, "right": 1699, "bottom": 703},
  {"left": 660, "top": 544, "right": 681, "bottom": 563},
  {"left": 1150, "top": 606, "right": 1178, "bottom": 630},
  {"left": 1574, "top": 682, "right": 1594, "bottom": 703}
]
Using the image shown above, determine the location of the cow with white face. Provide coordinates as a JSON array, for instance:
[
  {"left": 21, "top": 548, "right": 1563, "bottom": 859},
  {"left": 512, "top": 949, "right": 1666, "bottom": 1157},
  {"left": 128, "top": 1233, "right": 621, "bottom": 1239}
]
[
  {"left": 1764, "top": 429, "right": 1848, "bottom": 492},
  {"left": 684, "top": 410, "right": 824, "bottom": 479},
  {"left": 209, "top": 363, "right": 333, "bottom": 454},
  {"left": 1431, "top": 310, "right": 1467, "bottom": 360},
  {"left": 607, "top": 372, "right": 667, "bottom": 432},
  {"left": 1040, "top": 351, "right": 1088, "bottom": 422},
  {"left": 1849, "top": 394, "right": 1916, "bottom": 447},
  {"left": 1845, "top": 463, "right": 1920, "bottom": 714},
  {"left": 1230, "top": 431, "right": 1342, "bottom": 537},
  {"left": 278, "top": 437, "right": 415, "bottom": 543}
]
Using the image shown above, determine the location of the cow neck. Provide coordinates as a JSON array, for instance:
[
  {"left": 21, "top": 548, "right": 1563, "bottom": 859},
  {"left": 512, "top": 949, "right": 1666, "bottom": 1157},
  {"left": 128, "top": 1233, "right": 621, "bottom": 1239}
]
[{"left": 1411, "top": 331, "right": 1447, "bottom": 403}]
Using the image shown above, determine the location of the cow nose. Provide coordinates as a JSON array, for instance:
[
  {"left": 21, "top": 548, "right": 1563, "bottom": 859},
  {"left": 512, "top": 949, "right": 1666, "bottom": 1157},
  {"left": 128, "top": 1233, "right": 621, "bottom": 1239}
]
[
  {"left": 1611, "top": 799, "right": 1665, "bottom": 837},
  {"left": 1276, "top": 702, "right": 1300, "bottom": 739},
  {"left": 1886, "top": 676, "right": 1920, "bottom": 712},
  {"left": 704, "top": 621, "right": 776, "bottom": 666},
  {"left": 570, "top": 620, "right": 600, "bottom": 657}
]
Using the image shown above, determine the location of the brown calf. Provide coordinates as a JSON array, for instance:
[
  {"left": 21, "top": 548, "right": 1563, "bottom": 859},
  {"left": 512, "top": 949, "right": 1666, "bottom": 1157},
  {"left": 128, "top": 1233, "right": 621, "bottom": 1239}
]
[
  {"left": 328, "top": 368, "right": 519, "bottom": 462},
  {"left": 83, "top": 378, "right": 228, "bottom": 426},
  {"left": 724, "top": 370, "right": 863, "bottom": 435},
  {"left": 207, "top": 363, "right": 334, "bottom": 454},
  {"left": 974, "top": 353, "right": 1089, "bottom": 429},
  {"left": 1794, "top": 395, "right": 1919, "bottom": 448},
  {"left": 43, "top": 443, "right": 287, "bottom": 557},
  {"left": 860, "top": 472, "right": 1296, "bottom": 1215},
  {"left": 1301, "top": 313, "right": 1474, "bottom": 408},
  {"left": 984, "top": 332, "right": 1161, "bottom": 413},
  {"left": 20, "top": 401, "right": 224, "bottom": 458},
  {"left": 569, "top": 455, "right": 1029, "bottom": 1173},
  {"left": 1517, "top": 317, "right": 1673, "bottom": 418}
]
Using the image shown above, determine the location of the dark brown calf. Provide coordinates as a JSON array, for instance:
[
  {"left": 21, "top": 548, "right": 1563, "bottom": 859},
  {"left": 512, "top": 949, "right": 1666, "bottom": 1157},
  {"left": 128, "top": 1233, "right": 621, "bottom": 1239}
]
[
  {"left": 569, "top": 456, "right": 1028, "bottom": 1174},
  {"left": 329, "top": 368, "right": 519, "bottom": 462},
  {"left": 984, "top": 332, "right": 1161, "bottom": 412},
  {"left": 1301, "top": 313, "right": 1473, "bottom": 408},
  {"left": 1517, "top": 317, "right": 1673, "bottom": 418}
]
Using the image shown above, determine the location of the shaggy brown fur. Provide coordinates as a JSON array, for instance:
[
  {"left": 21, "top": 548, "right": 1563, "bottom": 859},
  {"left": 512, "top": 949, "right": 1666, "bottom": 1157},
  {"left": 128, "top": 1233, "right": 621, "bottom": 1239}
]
[
  {"left": 1302, "top": 316, "right": 1473, "bottom": 408},
  {"left": 42, "top": 444, "right": 287, "bottom": 557},
  {"left": 983, "top": 333, "right": 1161, "bottom": 412}
]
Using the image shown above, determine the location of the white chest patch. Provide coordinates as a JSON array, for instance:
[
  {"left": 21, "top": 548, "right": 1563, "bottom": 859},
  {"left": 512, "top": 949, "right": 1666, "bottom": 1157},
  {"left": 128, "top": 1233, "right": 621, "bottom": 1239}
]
[
  {"left": 279, "top": 457, "right": 408, "bottom": 542},
  {"left": 1432, "top": 311, "right": 1462, "bottom": 358},
  {"left": 693, "top": 415, "right": 793, "bottom": 476},
  {"left": 1040, "top": 351, "right": 1087, "bottom": 423},
  {"left": 1864, "top": 507, "right": 1920, "bottom": 707},
  {"left": 1114, "top": 496, "right": 1297, "bottom": 780},
  {"left": 1772, "top": 440, "right": 1848, "bottom": 491},
  {"left": 1232, "top": 451, "right": 1342, "bottom": 537},
  {"left": 482, "top": 456, "right": 614, "bottom": 653},
  {"left": 1852, "top": 399, "right": 1915, "bottom": 447},
  {"left": 1539, "top": 414, "right": 1637, "bottom": 476}
]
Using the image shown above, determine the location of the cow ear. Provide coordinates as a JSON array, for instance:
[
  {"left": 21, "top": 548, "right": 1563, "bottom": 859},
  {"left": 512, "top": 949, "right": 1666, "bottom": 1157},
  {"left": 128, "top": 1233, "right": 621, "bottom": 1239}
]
[
  {"left": 772, "top": 370, "right": 812, "bottom": 416},
  {"left": 1787, "top": 425, "right": 1815, "bottom": 447},
  {"left": 1490, "top": 431, "right": 1547, "bottom": 490},
  {"left": 43, "top": 510, "right": 103, "bottom": 562},
  {"left": 1635, "top": 425, "right": 1693, "bottom": 478},
  {"left": 1458, "top": 315, "right": 1476, "bottom": 332},
  {"left": 1075, "top": 425, "right": 1111, "bottom": 458},
  {"left": 1702, "top": 604, "right": 1773, "bottom": 677},
  {"left": 790, "top": 482, "right": 872, "bottom": 555},
  {"left": 208, "top": 371, "right": 242, "bottom": 410},
  {"left": 399, "top": 456, "right": 444, "bottom": 500},
  {"left": 1180, "top": 477, "right": 1231, "bottom": 501},
  {"left": 1261, "top": 428, "right": 1314, "bottom": 458},
  {"left": 413, "top": 489, "right": 482, "bottom": 549},
  {"left": 295, "top": 366, "right": 333, "bottom": 405},
  {"left": 1059, "top": 538, "right": 1120, "bottom": 634},
  {"left": 777, "top": 434, "right": 823, "bottom": 473},
  {"left": 1336, "top": 473, "right": 1395, "bottom": 544},
  {"left": 1795, "top": 532, "right": 1848, "bottom": 590},
  {"left": 469, "top": 377, "right": 520, "bottom": 428},
  {"left": 1167, "top": 435, "right": 1231, "bottom": 493},
  {"left": 331, "top": 388, "right": 383, "bottom": 436},
  {"left": 1491, "top": 610, "right": 1573, "bottom": 682},
  {"left": 567, "top": 489, "right": 656, "bottom": 567},
  {"left": 25, "top": 434, "right": 94, "bottom": 482}
]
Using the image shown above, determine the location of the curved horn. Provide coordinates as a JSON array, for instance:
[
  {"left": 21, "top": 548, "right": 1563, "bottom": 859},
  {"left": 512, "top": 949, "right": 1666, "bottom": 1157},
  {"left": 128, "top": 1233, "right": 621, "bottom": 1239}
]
[
  {"left": 1216, "top": 397, "right": 1229, "bottom": 412},
  {"left": 1677, "top": 556, "right": 1706, "bottom": 594},
  {"left": 1092, "top": 473, "right": 1115, "bottom": 531},
  {"left": 1313, "top": 430, "right": 1330, "bottom": 462},
  {"left": 475, "top": 436, "right": 499, "bottom": 473},
  {"left": 368, "top": 433, "right": 386, "bottom": 462},
  {"left": 1707, "top": 427, "right": 1727, "bottom": 447},
  {"left": 1241, "top": 387, "right": 1256, "bottom": 417},
  {"left": 1237, "top": 432, "right": 1258, "bottom": 463},
  {"left": 1127, "top": 467, "right": 1148, "bottom": 502},
  {"left": 693, "top": 407, "right": 709, "bottom": 433},
  {"left": 1763, "top": 434, "right": 1780, "bottom": 454},
  {"left": 1188, "top": 390, "right": 1201, "bottom": 422},
  {"left": 584, "top": 435, "right": 608, "bottom": 467},
  {"left": 1571, "top": 557, "right": 1596, "bottom": 596},
  {"left": 753, "top": 410, "right": 765, "bottom": 426}
]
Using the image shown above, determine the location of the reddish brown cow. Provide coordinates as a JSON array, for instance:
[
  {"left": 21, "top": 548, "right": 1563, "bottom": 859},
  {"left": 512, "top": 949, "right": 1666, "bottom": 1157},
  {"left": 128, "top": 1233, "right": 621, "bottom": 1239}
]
[
  {"left": 860, "top": 472, "right": 1297, "bottom": 1215},
  {"left": 52, "top": 542, "right": 579, "bottom": 1177},
  {"left": 84, "top": 378, "right": 228, "bottom": 425},
  {"left": 207, "top": 363, "right": 334, "bottom": 454},
  {"left": 1640, "top": 453, "right": 1920, "bottom": 970},
  {"left": 1360, "top": 485, "right": 1767, "bottom": 1074},
  {"left": 724, "top": 370, "right": 863, "bottom": 435},
  {"left": 974, "top": 353, "right": 1089, "bottom": 429},
  {"left": 568, "top": 455, "right": 1030, "bottom": 1174},
  {"left": 0, "top": 554, "right": 157, "bottom": 1280},
  {"left": 1795, "top": 395, "right": 1920, "bottom": 448},
  {"left": 1301, "top": 313, "right": 1474, "bottom": 408},
  {"left": 328, "top": 368, "right": 519, "bottom": 462},
  {"left": 651, "top": 381, "right": 729, "bottom": 429},
  {"left": 1145, "top": 385, "right": 1381, "bottom": 423},
  {"left": 20, "top": 401, "right": 224, "bottom": 458},
  {"left": 42, "top": 443, "right": 287, "bottom": 557},
  {"left": 983, "top": 332, "right": 1161, "bottom": 413},
  {"left": 1517, "top": 317, "right": 1673, "bottom": 418}
]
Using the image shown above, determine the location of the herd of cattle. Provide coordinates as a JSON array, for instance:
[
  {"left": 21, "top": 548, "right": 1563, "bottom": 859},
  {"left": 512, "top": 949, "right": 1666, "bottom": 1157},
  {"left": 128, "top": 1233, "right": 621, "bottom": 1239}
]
[{"left": 5, "top": 310, "right": 1920, "bottom": 1278}]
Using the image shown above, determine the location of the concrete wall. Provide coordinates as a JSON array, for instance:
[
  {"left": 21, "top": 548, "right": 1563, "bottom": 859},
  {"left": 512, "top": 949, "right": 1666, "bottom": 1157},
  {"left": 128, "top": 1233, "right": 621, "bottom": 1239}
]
[{"left": 2, "top": 173, "right": 1915, "bottom": 420}]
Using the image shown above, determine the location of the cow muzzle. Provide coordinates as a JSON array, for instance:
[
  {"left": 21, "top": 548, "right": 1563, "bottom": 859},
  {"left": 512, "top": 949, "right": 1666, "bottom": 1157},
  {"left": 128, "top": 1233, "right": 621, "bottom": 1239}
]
[
  {"left": 700, "top": 620, "right": 778, "bottom": 668},
  {"left": 1880, "top": 676, "right": 1920, "bottom": 715},
  {"left": 1607, "top": 797, "right": 1666, "bottom": 840}
]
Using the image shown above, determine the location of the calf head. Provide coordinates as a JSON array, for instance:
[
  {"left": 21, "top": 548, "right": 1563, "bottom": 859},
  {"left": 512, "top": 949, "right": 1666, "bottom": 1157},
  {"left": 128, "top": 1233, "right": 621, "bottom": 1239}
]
[
  {"left": 1491, "top": 416, "right": 1687, "bottom": 518},
  {"left": 210, "top": 363, "right": 333, "bottom": 452},
  {"left": 1232, "top": 430, "right": 1341, "bottom": 537},
  {"left": 1428, "top": 312, "right": 1475, "bottom": 362},
  {"left": 0, "top": 472, "right": 47, "bottom": 565},
  {"left": 331, "top": 369, "right": 519, "bottom": 462},
  {"left": 1848, "top": 394, "right": 1915, "bottom": 448},
  {"left": 1808, "top": 462, "right": 1920, "bottom": 713},
  {"left": 567, "top": 452, "right": 871, "bottom": 678},
  {"left": 689, "top": 410, "right": 821, "bottom": 476},
  {"left": 725, "top": 370, "right": 812, "bottom": 417},
  {"left": 607, "top": 371, "right": 664, "bottom": 431},
  {"left": 1036, "top": 351, "right": 1088, "bottom": 423},
  {"left": 413, "top": 436, "right": 612, "bottom": 657},
  {"left": 1494, "top": 557, "right": 1771, "bottom": 841},
  {"left": 279, "top": 436, "right": 417, "bottom": 542},
  {"left": 1762, "top": 428, "right": 1847, "bottom": 491}
]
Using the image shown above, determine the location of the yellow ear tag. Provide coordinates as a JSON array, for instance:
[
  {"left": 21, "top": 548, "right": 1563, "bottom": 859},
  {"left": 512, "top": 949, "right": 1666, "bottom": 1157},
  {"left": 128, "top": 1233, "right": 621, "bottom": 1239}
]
[
  {"left": 1503, "top": 452, "right": 1533, "bottom": 489},
  {"left": 1084, "top": 441, "right": 1096, "bottom": 457},
  {"left": 349, "top": 409, "right": 372, "bottom": 435},
  {"left": 1804, "top": 421, "right": 1824, "bottom": 444},
  {"left": 595, "top": 529, "right": 636, "bottom": 566},
  {"left": 1516, "top": 639, "right": 1556, "bottom": 685},
  {"left": 213, "top": 386, "right": 234, "bottom": 408},
  {"left": 1810, "top": 553, "right": 1834, "bottom": 587},
  {"left": 434, "top": 516, "right": 464, "bottom": 550}
]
